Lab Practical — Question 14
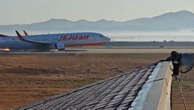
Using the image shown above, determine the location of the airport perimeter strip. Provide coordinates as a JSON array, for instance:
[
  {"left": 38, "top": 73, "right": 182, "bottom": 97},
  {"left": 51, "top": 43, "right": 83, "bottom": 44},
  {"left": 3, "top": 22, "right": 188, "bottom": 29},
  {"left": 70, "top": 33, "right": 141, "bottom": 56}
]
[{"left": 17, "top": 62, "right": 172, "bottom": 110}]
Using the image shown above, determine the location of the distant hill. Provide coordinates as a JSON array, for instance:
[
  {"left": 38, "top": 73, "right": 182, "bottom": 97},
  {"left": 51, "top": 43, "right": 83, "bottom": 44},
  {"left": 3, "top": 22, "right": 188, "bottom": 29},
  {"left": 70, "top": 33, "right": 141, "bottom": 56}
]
[{"left": 1, "top": 10, "right": 194, "bottom": 32}]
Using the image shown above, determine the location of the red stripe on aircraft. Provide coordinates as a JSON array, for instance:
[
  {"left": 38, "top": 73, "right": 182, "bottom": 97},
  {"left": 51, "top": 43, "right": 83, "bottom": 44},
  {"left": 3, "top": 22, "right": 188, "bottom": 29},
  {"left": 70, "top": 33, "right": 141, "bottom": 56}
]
[{"left": 65, "top": 42, "right": 107, "bottom": 47}]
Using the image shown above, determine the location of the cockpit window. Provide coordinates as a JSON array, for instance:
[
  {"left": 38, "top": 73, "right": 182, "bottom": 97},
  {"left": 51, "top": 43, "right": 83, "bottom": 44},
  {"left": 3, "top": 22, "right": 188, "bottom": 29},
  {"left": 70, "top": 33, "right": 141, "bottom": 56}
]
[{"left": 99, "top": 34, "right": 104, "bottom": 37}]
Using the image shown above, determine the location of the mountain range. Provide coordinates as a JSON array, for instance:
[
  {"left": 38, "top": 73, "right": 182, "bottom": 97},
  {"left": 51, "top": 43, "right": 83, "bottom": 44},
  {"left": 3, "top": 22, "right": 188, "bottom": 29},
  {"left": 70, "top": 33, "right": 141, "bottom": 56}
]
[{"left": 1, "top": 10, "right": 194, "bottom": 32}]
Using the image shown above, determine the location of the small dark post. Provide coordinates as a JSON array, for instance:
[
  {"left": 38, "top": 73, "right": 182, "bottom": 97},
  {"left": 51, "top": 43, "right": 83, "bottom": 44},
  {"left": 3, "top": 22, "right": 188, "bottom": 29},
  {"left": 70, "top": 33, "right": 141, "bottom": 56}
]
[{"left": 165, "top": 51, "right": 181, "bottom": 77}]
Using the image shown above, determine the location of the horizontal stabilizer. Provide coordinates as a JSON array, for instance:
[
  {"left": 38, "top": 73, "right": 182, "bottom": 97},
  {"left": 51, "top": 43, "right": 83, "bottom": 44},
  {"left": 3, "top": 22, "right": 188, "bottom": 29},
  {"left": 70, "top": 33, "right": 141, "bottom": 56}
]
[{"left": 0, "top": 34, "right": 8, "bottom": 37}]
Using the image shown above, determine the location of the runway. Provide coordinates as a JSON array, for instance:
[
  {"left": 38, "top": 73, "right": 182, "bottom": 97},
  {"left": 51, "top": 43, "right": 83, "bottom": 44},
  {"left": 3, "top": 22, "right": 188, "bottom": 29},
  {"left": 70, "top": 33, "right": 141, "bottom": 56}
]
[
  {"left": 81, "top": 48, "right": 194, "bottom": 53},
  {"left": 1, "top": 48, "right": 194, "bottom": 54}
]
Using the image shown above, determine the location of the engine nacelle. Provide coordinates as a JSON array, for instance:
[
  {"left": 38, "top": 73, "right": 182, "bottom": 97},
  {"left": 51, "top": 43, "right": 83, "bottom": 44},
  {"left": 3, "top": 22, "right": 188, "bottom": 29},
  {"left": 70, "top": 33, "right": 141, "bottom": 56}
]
[{"left": 55, "top": 43, "right": 65, "bottom": 50}]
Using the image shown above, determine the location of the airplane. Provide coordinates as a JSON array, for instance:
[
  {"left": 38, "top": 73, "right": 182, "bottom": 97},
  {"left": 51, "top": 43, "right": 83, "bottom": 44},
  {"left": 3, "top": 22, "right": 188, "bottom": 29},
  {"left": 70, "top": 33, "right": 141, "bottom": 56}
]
[{"left": 0, "top": 31, "right": 110, "bottom": 52}]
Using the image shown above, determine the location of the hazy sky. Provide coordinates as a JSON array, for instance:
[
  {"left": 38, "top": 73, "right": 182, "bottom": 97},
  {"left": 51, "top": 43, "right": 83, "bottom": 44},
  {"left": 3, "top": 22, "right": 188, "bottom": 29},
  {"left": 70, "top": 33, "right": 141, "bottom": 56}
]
[{"left": 1, "top": 0, "right": 194, "bottom": 25}]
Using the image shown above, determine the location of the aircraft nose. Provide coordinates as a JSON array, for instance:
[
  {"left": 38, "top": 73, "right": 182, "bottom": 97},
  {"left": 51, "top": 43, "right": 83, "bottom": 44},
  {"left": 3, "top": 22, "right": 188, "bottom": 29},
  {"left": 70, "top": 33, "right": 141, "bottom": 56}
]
[
  {"left": 98, "top": 34, "right": 111, "bottom": 43},
  {"left": 106, "top": 37, "right": 111, "bottom": 42}
]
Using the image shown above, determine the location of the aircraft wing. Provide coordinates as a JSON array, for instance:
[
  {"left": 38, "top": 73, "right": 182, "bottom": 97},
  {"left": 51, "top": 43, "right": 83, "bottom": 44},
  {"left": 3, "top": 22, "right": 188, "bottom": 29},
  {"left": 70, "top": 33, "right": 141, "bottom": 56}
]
[
  {"left": 16, "top": 31, "right": 52, "bottom": 45},
  {"left": 23, "top": 30, "right": 28, "bottom": 36}
]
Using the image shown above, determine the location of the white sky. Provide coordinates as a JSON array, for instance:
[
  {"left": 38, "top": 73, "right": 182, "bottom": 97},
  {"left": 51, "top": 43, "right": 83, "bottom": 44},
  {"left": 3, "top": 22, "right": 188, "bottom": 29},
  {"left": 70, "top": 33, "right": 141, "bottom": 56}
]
[{"left": 1, "top": 0, "right": 194, "bottom": 25}]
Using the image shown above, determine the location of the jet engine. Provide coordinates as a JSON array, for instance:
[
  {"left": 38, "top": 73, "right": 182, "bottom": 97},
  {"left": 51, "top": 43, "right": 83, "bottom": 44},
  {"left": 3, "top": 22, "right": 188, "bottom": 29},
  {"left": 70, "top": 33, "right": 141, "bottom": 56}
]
[{"left": 55, "top": 43, "right": 65, "bottom": 50}]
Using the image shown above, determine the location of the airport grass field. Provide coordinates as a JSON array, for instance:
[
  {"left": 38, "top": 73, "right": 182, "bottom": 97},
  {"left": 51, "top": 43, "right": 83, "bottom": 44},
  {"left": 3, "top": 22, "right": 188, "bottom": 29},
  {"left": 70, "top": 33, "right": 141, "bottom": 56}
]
[{"left": 0, "top": 53, "right": 193, "bottom": 110}]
